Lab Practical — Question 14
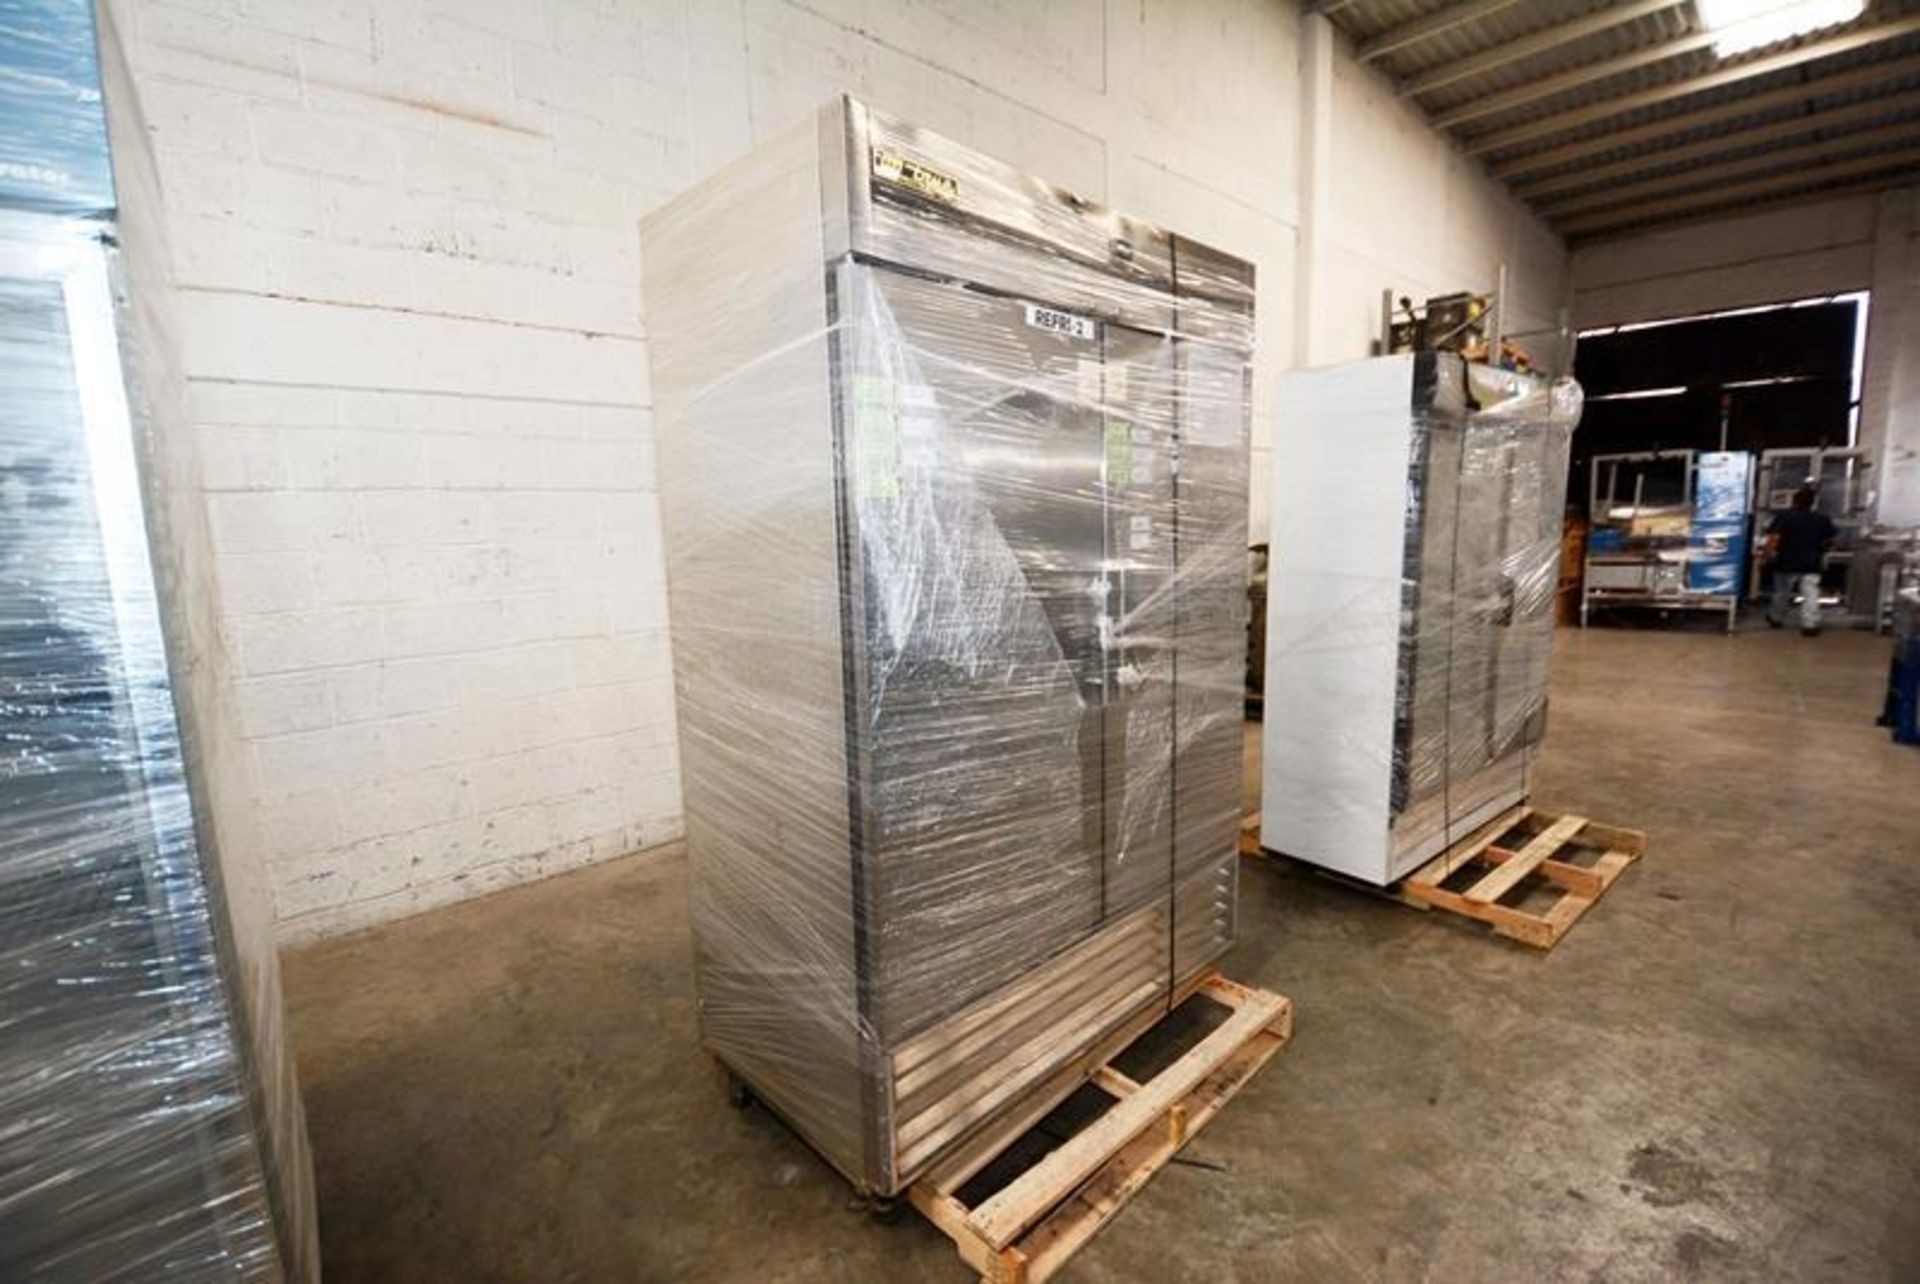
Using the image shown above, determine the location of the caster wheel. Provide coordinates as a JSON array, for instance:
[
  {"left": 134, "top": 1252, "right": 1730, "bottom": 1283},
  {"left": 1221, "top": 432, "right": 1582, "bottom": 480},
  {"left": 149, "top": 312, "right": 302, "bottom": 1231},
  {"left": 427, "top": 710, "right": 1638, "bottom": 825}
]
[
  {"left": 861, "top": 1195, "right": 900, "bottom": 1222},
  {"left": 725, "top": 1072, "right": 754, "bottom": 1111}
]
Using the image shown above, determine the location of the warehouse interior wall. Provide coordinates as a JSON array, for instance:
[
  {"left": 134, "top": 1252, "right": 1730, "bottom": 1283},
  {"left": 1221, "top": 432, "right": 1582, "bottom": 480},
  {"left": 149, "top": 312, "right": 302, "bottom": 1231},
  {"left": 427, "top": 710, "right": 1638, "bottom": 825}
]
[
  {"left": 104, "top": 0, "right": 1568, "bottom": 939},
  {"left": 1570, "top": 184, "right": 1920, "bottom": 527}
]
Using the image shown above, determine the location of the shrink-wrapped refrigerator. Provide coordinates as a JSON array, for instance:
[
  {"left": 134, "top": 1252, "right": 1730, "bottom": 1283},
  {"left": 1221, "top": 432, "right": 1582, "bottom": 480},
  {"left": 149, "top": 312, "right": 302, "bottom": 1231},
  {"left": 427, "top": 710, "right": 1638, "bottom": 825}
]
[
  {"left": 644, "top": 98, "right": 1254, "bottom": 1195},
  {"left": 1260, "top": 354, "right": 1579, "bottom": 884},
  {"left": 0, "top": 4, "right": 318, "bottom": 1279}
]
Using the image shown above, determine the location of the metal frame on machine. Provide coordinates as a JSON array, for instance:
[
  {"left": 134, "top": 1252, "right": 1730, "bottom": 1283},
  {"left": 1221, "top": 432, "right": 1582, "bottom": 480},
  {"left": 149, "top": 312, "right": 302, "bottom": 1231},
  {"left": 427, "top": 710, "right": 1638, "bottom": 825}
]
[{"left": 1581, "top": 448, "right": 1745, "bottom": 633}]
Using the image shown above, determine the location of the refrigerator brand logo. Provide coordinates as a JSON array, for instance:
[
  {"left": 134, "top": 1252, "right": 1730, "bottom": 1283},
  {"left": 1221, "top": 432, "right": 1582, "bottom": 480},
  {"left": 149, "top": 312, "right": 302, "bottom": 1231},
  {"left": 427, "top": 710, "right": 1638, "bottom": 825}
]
[
  {"left": 870, "top": 148, "right": 959, "bottom": 203},
  {"left": 1024, "top": 303, "right": 1098, "bottom": 342}
]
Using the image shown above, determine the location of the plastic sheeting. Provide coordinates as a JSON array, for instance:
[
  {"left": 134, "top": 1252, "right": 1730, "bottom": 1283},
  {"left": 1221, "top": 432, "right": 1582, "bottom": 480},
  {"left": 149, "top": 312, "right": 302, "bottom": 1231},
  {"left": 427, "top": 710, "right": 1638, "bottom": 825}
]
[
  {"left": 0, "top": 4, "right": 316, "bottom": 1279},
  {"left": 1262, "top": 353, "right": 1581, "bottom": 886},
  {"left": 644, "top": 98, "right": 1253, "bottom": 1196}
]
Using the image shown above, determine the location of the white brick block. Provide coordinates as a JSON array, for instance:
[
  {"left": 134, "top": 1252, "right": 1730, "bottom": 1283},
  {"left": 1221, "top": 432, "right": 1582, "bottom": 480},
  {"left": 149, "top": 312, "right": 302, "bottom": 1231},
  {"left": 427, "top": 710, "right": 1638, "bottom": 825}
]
[
  {"left": 243, "top": 0, "right": 375, "bottom": 53},
  {"left": 504, "top": 590, "right": 610, "bottom": 644},
  {"left": 510, "top": 42, "right": 645, "bottom": 122},
  {"left": 218, "top": 550, "right": 316, "bottom": 614},
  {"left": 491, "top": 492, "right": 603, "bottom": 542},
  {"left": 359, "top": 491, "right": 496, "bottom": 545},
  {"left": 579, "top": 403, "right": 646, "bottom": 441},
  {"left": 333, "top": 764, "right": 470, "bottom": 847},
  {"left": 518, "top": 165, "right": 633, "bottom": 228},
  {"left": 548, "top": 0, "right": 651, "bottom": 74},
  {"left": 234, "top": 606, "right": 386, "bottom": 674},
  {"left": 462, "top": 750, "right": 559, "bottom": 813},
  {"left": 166, "top": 214, "right": 283, "bottom": 293},
  {"left": 200, "top": 424, "right": 285, "bottom": 489},
  {"left": 253, "top": 721, "right": 386, "bottom": 790},
  {"left": 569, "top": 632, "right": 647, "bottom": 688},
  {"left": 379, "top": 706, "right": 488, "bottom": 769},
  {"left": 250, "top": 103, "right": 401, "bottom": 181},
  {"left": 381, "top": 597, "right": 516, "bottom": 658},
  {"left": 424, "top": 433, "right": 550, "bottom": 489},
  {"left": 268, "top": 848, "right": 351, "bottom": 919},
  {"left": 137, "top": 78, "right": 258, "bottom": 158},
  {"left": 308, "top": 545, "right": 394, "bottom": 606},
  {"left": 207, "top": 491, "right": 358, "bottom": 551},
  {"left": 330, "top": 657, "right": 458, "bottom": 723},
  {"left": 255, "top": 787, "right": 340, "bottom": 855},
  {"left": 545, "top": 784, "right": 628, "bottom": 842},
  {"left": 469, "top": 803, "right": 556, "bottom": 864},
  {"left": 453, "top": 206, "right": 573, "bottom": 274},
  {"left": 543, "top": 438, "right": 648, "bottom": 490},
  {"left": 324, "top": 832, "right": 415, "bottom": 902},
  {"left": 234, "top": 671, "right": 334, "bottom": 737},
  {"left": 428, "top": 0, "right": 547, "bottom": 45},
  {"left": 131, "top": 35, "right": 301, "bottom": 103},
  {"left": 380, "top": 544, "right": 503, "bottom": 601},
  {"left": 189, "top": 378, "right": 339, "bottom": 427},
  {"left": 399, "top": 132, "right": 526, "bottom": 204},
  {"left": 272, "top": 238, "right": 417, "bottom": 310},
  {"left": 279, "top": 426, "right": 430, "bottom": 489},
  {"left": 453, "top": 642, "right": 577, "bottom": 704},
  {"left": 391, "top": 11, "right": 513, "bottom": 85}
]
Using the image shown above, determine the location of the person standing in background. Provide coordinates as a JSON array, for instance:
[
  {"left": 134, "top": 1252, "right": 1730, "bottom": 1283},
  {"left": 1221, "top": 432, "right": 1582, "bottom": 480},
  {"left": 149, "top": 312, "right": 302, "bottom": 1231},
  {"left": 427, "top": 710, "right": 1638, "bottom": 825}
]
[{"left": 1763, "top": 485, "right": 1838, "bottom": 636}]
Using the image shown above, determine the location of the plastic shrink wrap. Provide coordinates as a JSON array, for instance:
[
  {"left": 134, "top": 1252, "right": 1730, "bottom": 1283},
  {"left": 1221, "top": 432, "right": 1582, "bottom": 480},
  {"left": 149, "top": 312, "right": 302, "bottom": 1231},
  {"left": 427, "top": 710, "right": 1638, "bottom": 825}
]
[
  {"left": 643, "top": 98, "right": 1253, "bottom": 1196},
  {"left": 1, "top": 4, "right": 318, "bottom": 1279},
  {"left": 1260, "top": 352, "right": 1581, "bottom": 885}
]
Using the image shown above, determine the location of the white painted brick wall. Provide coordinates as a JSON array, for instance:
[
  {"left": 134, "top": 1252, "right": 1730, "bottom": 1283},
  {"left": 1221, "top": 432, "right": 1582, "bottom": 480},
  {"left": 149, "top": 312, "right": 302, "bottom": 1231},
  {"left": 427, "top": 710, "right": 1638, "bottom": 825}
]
[{"left": 109, "top": 0, "right": 1565, "bottom": 940}]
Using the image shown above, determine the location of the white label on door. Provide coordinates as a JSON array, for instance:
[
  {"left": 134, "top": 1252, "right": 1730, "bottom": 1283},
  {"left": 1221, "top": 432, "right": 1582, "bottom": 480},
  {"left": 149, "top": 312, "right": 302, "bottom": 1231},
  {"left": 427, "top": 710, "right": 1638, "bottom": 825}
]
[{"left": 1025, "top": 303, "right": 1098, "bottom": 342}]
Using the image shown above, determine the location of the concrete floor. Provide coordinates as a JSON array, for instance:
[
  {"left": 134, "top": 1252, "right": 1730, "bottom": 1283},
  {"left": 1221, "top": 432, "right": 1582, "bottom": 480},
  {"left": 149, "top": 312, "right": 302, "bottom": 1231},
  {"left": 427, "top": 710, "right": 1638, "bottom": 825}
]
[{"left": 284, "top": 625, "right": 1920, "bottom": 1282}]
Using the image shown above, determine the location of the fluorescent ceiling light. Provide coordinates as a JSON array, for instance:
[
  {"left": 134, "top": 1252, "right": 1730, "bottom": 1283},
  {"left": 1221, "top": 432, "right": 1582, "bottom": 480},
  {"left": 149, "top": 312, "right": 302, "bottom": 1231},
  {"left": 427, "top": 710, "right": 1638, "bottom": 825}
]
[
  {"left": 1586, "top": 385, "right": 1688, "bottom": 401},
  {"left": 1721, "top": 375, "right": 1813, "bottom": 388},
  {"left": 1695, "top": 0, "right": 1866, "bottom": 58}
]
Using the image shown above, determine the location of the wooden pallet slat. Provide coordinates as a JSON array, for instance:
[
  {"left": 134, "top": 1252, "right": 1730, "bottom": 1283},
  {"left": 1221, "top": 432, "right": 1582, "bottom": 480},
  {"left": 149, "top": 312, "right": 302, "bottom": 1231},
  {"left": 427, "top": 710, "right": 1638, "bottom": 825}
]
[
  {"left": 1461, "top": 813, "right": 1588, "bottom": 904},
  {"left": 909, "top": 970, "right": 1292, "bottom": 1284}
]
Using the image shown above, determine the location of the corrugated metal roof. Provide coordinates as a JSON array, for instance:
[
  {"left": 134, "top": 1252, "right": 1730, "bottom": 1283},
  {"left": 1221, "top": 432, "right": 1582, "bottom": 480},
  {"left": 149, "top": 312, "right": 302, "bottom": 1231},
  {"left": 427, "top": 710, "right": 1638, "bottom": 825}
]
[{"left": 1322, "top": 0, "right": 1920, "bottom": 241}]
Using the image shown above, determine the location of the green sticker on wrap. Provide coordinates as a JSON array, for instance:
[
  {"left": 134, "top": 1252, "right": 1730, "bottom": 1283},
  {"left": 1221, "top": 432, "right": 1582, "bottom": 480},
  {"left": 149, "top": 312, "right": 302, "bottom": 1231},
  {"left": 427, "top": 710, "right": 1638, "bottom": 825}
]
[
  {"left": 1105, "top": 420, "right": 1132, "bottom": 487},
  {"left": 854, "top": 376, "right": 900, "bottom": 501}
]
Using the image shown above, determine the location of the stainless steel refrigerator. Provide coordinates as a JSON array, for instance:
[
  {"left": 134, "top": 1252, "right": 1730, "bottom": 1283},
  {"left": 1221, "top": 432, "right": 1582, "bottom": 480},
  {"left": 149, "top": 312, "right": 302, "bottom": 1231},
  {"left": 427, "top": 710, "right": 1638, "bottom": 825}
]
[
  {"left": 645, "top": 98, "right": 1254, "bottom": 1195},
  {"left": 1260, "top": 354, "right": 1579, "bottom": 884}
]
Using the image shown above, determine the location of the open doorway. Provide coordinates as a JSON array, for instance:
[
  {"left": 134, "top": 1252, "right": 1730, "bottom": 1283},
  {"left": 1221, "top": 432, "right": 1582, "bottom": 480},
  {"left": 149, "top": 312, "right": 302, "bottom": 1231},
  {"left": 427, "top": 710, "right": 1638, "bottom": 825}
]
[{"left": 1571, "top": 291, "right": 1871, "bottom": 627}]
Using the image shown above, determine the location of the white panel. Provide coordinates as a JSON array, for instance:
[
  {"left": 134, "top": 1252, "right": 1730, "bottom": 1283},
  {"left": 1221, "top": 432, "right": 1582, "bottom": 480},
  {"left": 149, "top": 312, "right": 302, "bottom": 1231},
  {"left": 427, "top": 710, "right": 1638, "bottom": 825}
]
[{"left": 1261, "top": 354, "right": 1416, "bottom": 881}]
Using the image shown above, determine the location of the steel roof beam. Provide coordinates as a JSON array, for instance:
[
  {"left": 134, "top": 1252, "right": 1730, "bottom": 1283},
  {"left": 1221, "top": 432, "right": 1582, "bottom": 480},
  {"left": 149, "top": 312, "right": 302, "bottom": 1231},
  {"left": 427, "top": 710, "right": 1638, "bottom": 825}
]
[
  {"left": 1357, "top": 0, "right": 1523, "bottom": 63},
  {"left": 1494, "top": 51, "right": 1920, "bottom": 183},
  {"left": 1434, "top": 28, "right": 1720, "bottom": 128},
  {"left": 1570, "top": 169, "right": 1920, "bottom": 242},
  {"left": 1558, "top": 140, "right": 1920, "bottom": 235},
  {"left": 1542, "top": 118, "right": 1920, "bottom": 216},
  {"left": 1462, "top": 14, "right": 1920, "bottom": 154},
  {"left": 1516, "top": 86, "right": 1920, "bottom": 199},
  {"left": 1401, "top": 0, "right": 1684, "bottom": 97}
]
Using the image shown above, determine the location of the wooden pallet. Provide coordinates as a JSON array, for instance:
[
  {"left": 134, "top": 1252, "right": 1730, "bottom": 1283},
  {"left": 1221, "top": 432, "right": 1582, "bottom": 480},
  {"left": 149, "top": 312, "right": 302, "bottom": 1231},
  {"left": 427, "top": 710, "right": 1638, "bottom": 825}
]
[
  {"left": 1239, "top": 806, "right": 1646, "bottom": 950},
  {"left": 1396, "top": 806, "right": 1647, "bottom": 949},
  {"left": 908, "top": 972, "right": 1292, "bottom": 1284}
]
